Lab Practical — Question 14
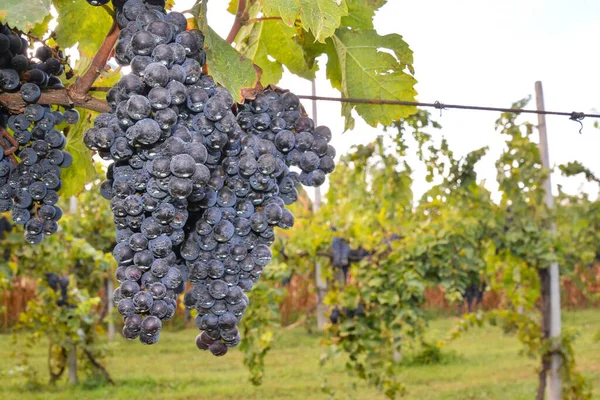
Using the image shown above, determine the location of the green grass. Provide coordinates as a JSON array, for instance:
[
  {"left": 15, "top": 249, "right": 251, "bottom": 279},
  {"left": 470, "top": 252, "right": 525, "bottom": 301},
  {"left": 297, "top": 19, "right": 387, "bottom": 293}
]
[{"left": 1, "top": 309, "right": 599, "bottom": 400}]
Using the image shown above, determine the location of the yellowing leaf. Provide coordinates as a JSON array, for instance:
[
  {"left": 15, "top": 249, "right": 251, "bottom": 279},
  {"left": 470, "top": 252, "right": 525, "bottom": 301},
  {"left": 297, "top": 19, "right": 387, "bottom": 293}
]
[
  {"left": 204, "top": 27, "right": 259, "bottom": 102},
  {"left": 54, "top": 0, "right": 113, "bottom": 58},
  {"left": 331, "top": 29, "right": 418, "bottom": 128},
  {"left": 0, "top": 0, "right": 52, "bottom": 32},
  {"left": 259, "top": 330, "right": 274, "bottom": 346},
  {"left": 61, "top": 109, "right": 96, "bottom": 198},
  {"left": 227, "top": 0, "right": 238, "bottom": 14},
  {"left": 342, "top": 0, "right": 386, "bottom": 29},
  {"left": 30, "top": 14, "right": 53, "bottom": 39}
]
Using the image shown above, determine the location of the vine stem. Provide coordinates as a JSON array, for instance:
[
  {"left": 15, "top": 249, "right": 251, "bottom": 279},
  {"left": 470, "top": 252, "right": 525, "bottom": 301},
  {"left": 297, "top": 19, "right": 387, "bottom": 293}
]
[
  {"left": 83, "top": 348, "right": 115, "bottom": 385},
  {"left": 0, "top": 126, "right": 18, "bottom": 165},
  {"left": 69, "top": 20, "right": 119, "bottom": 100},
  {"left": 16, "top": 29, "right": 47, "bottom": 46},
  {"left": 244, "top": 16, "right": 301, "bottom": 25},
  {"left": 87, "top": 87, "right": 112, "bottom": 92},
  {"left": 0, "top": 89, "right": 111, "bottom": 114},
  {"left": 226, "top": 0, "right": 247, "bottom": 44},
  {"left": 244, "top": 16, "right": 281, "bottom": 24},
  {"left": 101, "top": 4, "right": 115, "bottom": 19}
]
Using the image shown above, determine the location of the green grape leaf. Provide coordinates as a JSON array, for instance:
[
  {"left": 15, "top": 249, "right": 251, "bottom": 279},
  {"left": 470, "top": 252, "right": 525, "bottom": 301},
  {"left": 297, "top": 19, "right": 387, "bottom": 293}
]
[
  {"left": 204, "top": 27, "right": 259, "bottom": 102},
  {"left": 90, "top": 68, "right": 121, "bottom": 100},
  {"left": 297, "top": 29, "right": 328, "bottom": 72},
  {"left": 68, "top": 55, "right": 92, "bottom": 85},
  {"left": 30, "top": 14, "right": 53, "bottom": 39},
  {"left": 261, "top": 0, "right": 300, "bottom": 26},
  {"left": 227, "top": 0, "right": 238, "bottom": 14},
  {"left": 233, "top": 2, "right": 284, "bottom": 85},
  {"left": 342, "top": 0, "right": 386, "bottom": 29},
  {"left": 323, "top": 38, "right": 341, "bottom": 90},
  {"left": 299, "top": 0, "right": 348, "bottom": 42},
  {"left": 53, "top": 0, "right": 113, "bottom": 58},
  {"left": 95, "top": 65, "right": 121, "bottom": 89},
  {"left": 240, "top": 20, "right": 315, "bottom": 85},
  {"left": 61, "top": 109, "right": 96, "bottom": 198},
  {"left": 254, "top": 44, "right": 283, "bottom": 86},
  {"left": 0, "top": 0, "right": 52, "bottom": 32},
  {"left": 239, "top": 23, "right": 283, "bottom": 85},
  {"left": 262, "top": 21, "right": 315, "bottom": 81},
  {"left": 261, "top": 0, "right": 348, "bottom": 42},
  {"left": 331, "top": 29, "right": 417, "bottom": 128}
]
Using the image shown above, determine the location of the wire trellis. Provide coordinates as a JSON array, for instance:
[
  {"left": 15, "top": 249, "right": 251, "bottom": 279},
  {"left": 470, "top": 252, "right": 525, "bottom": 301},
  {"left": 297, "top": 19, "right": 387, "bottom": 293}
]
[{"left": 87, "top": 86, "right": 599, "bottom": 132}]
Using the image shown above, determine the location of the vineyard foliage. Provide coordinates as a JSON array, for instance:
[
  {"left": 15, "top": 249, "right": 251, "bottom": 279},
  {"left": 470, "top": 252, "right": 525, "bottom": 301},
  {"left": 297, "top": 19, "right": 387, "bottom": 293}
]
[
  {"left": 0, "top": 0, "right": 598, "bottom": 399},
  {"left": 270, "top": 107, "right": 597, "bottom": 399}
]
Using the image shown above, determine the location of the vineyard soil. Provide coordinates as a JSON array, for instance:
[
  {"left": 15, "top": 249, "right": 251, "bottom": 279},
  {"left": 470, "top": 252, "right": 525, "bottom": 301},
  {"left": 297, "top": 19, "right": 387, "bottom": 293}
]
[{"left": 1, "top": 309, "right": 598, "bottom": 400}]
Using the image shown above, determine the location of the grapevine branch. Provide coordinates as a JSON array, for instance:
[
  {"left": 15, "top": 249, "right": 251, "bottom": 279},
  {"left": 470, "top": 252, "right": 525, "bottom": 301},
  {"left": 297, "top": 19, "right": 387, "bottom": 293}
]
[
  {"left": 245, "top": 16, "right": 284, "bottom": 24},
  {"left": 48, "top": 344, "right": 67, "bottom": 384},
  {"left": 16, "top": 29, "right": 50, "bottom": 46},
  {"left": 0, "top": 126, "right": 18, "bottom": 153},
  {"left": 0, "top": 126, "right": 18, "bottom": 164},
  {"left": 226, "top": 0, "right": 247, "bottom": 44},
  {"left": 0, "top": 21, "right": 119, "bottom": 115},
  {"left": 87, "top": 87, "right": 113, "bottom": 92},
  {"left": 70, "top": 20, "right": 119, "bottom": 99},
  {"left": 83, "top": 348, "right": 115, "bottom": 385},
  {"left": 0, "top": 89, "right": 111, "bottom": 114},
  {"left": 224, "top": 1, "right": 296, "bottom": 42}
]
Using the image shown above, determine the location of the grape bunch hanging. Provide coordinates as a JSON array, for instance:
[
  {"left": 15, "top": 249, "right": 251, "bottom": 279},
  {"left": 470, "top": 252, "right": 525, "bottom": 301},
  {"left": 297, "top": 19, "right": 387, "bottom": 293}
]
[
  {"left": 82, "top": 0, "right": 336, "bottom": 355},
  {"left": 0, "top": 23, "right": 77, "bottom": 244}
]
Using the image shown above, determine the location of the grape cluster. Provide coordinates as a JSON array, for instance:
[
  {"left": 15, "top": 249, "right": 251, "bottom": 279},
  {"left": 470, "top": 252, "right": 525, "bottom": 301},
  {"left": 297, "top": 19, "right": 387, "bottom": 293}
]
[
  {"left": 83, "top": 4, "right": 207, "bottom": 345},
  {"left": 84, "top": 5, "right": 336, "bottom": 354},
  {"left": 0, "top": 25, "right": 67, "bottom": 94},
  {"left": 0, "top": 23, "right": 76, "bottom": 244},
  {"left": 45, "top": 272, "right": 71, "bottom": 307},
  {"left": 189, "top": 90, "right": 334, "bottom": 355},
  {"left": 86, "top": 0, "right": 167, "bottom": 13},
  {"left": 329, "top": 303, "right": 365, "bottom": 325}
]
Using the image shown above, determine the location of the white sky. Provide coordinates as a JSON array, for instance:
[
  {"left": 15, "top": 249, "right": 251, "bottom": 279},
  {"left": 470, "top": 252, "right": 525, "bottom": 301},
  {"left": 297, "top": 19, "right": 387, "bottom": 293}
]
[{"left": 174, "top": 0, "right": 600, "bottom": 201}]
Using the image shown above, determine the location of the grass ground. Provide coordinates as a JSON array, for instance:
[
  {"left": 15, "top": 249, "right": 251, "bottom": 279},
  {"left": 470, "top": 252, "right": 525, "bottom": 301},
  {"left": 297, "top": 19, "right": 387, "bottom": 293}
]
[{"left": 0, "top": 309, "right": 599, "bottom": 400}]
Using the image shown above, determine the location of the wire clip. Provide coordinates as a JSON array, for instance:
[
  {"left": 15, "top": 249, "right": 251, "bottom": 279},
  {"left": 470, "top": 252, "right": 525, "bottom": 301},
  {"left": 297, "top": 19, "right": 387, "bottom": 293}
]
[
  {"left": 433, "top": 101, "right": 445, "bottom": 117},
  {"left": 569, "top": 112, "right": 585, "bottom": 134}
]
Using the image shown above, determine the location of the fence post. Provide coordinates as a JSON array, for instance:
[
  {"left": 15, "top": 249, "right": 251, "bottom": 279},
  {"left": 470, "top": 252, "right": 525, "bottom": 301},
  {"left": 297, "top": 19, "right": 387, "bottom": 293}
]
[{"left": 535, "top": 81, "right": 562, "bottom": 400}]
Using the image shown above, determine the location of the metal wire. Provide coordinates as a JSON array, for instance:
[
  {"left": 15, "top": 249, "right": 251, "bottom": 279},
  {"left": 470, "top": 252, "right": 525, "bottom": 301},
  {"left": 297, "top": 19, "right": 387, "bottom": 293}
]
[
  {"left": 86, "top": 86, "right": 600, "bottom": 124},
  {"left": 295, "top": 95, "right": 600, "bottom": 120}
]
